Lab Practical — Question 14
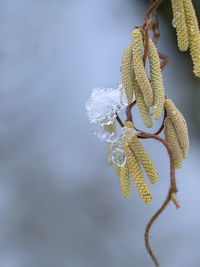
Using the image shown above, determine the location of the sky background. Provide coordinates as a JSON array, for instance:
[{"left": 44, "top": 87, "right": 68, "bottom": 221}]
[{"left": 0, "top": 0, "right": 200, "bottom": 266}]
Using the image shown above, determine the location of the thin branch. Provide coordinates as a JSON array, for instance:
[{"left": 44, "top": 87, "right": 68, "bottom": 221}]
[
  {"left": 125, "top": 101, "right": 136, "bottom": 122},
  {"left": 137, "top": 131, "right": 177, "bottom": 267},
  {"left": 153, "top": 108, "right": 167, "bottom": 135},
  {"left": 159, "top": 52, "right": 170, "bottom": 71},
  {"left": 143, "top": 18, "right": 151, "bottom": 66},
  {"left": 116, "top": 114, "right": 124, "bottom": 127},
  {"left": 144, "top": 0, "right": 163, "bottom": 21}
]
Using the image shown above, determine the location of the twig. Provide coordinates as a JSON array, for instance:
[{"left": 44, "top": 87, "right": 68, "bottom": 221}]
[
  {"left": 143, "top": 18, "right": 151, "bottom": 66},
  {"left": 116, "top": 114, "right": 124, "bottom": 127},
  {"left": 159, "top": 52, "right": 170, "bottom": 71},
  {"left": 137, "top": 131, "right": 177, "bottom": 267},
  {"left": 126, "top": 101, "right": 136, "bottom": 122},
  {"left": 144, "top": 0, "right": 163, "bottom": 21}
]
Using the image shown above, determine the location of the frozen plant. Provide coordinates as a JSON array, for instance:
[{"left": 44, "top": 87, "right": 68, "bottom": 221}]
[{"left": 86, "top": 0, "right": 199, "bottom": 266}]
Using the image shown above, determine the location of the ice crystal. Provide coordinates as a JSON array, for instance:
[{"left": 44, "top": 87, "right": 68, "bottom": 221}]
[
  {"left": 85, "top": 84, "right": 128, "bottom": 125},
  {"left": 110, "top": 139, "right": 126, "bottom": 167}
]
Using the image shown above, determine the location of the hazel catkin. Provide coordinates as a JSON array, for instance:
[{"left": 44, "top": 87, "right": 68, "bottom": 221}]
[
  {"left": 164, "top": 116, "right": 183, "bottom": 169},
  {"left": 128, "top": 135, "right": 159, "bottom": 184},
  {"left": 132, "top": 29, "right": 153, "bottom": 107},
  {"left": 133, "top": 70, "right": 153, "bottom": 128},
  {"left": 148, "top": 38, "right": 165, "bottom": 120},
  {"left": 182, "top": 0, "right": 200, "bottom": 77},
  {"left": 171, "top": 0, "right": 189, "bottom": 52},
  {"left": 123, "top": 121, "right": 153, "bottom": 204},
  {"left": 120, "top": 163, "right": 131, "bottom": 198},
  {"left": 164, "top": 99, "right": 189, "bottom": 158},
  {"left": 121, "top": 44, "right": 134, "bottom": 104}
]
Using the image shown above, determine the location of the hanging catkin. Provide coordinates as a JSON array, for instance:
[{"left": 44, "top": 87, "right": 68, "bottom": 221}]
[
  {"left": 182, "top": 0, "right": 200, "bottom": 77},
  {"left": 171, "top": 0, "right": 189, "bottom": 51},
  {"left": 120, "top": 163, "right": 131, "bottom": 198},
  {"left": 122, "top": 121, "right": 153, "bottom": 204},
  {"left": 121, "top": 44, "right": 134, "bottom": 104},
  {"left": 132, "top": 29, "right": 153, "bottom": 107},
  {"left": 132, "top": 71, "right": 153, "bottom": 128},
  {"left": 129, "top": 135, "right": 158, "bottom": 184},
  {"left": 164, "top": 99, "right": 189, "bottom": 158},
  {"left": 148, "top": 38, "right": 165, "bottom": 120},
  {"left": 164, "top": 116, "right": 183, "bottom": 169}
]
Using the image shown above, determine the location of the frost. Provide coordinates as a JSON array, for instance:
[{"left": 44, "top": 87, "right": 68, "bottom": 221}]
[
  {"left": 94, "top": 127, "right": 118, "bottom": 143},
  {"left": 85, "top": 84, "right": 128, "bottom": 125}
]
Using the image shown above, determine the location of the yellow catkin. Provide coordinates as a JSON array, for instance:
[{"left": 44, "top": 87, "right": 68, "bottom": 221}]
[
  {"left": 148, "top": 38, "right": 165, "bottom": 120},
  {"left": 119, "top": 163, "right": 131, "bottom": 198},
  {"left": 133, "top": 71, "right": 153, "bottom": 128},
  {"left": 183, "top": 0, "right": 200, "bottom": 77},
  {"left": 171, "top": 0, "right": 189, "bottom": 51},
  {"left": 104, "top": 121, "right": 116, "bottom": 165},
  {"left": 113, "top": 164, "right": 121, "bottom": 176},
  {"left": 123, "top": 121, "right": 153, "bottom": 204},
  {"left": 164, "top": 116, "right": 183, "bottom": 169},
  {"left": 121, "top": 44, "right": 134, "bottom": 104},
  {"left": 129, "top": 135, "right": 158, "bottom": 184},
  {"left": 164, "top": 99, "right": 189, "bottom": 158},
  {"left": 132, "top": 29, "right": 153, "bottom": 107}
]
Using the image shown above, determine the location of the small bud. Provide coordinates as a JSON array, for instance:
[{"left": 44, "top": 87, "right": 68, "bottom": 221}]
[{"left": 171, "top": 192, "right": 180, "bottom": 209}]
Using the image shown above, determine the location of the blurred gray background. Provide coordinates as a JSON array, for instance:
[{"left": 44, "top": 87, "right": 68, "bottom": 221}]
[{"left": 0, "top": 0, "right": 200, "bottom": 266}]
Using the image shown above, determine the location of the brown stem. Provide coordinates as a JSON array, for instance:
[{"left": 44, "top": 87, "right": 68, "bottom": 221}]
[
  {"left": 144, "top": 0, "right": 163, "bottom": 21},
  {"left": 154, "top": 108, "right": 167, "bottom": 135},
  {"left": 144, "top": 193, "right": 171, "bottom": 267},
  {"left": 159, "top": 52, "right": 170, "bottom": 71},
  {"left": 116, "top": 114, "right": 124, "bottom": 127},
  {"left": 137, "top": 131, "right": 177, "bottom": 267},
  {"left": 143, "top": 18, "right": 151, "bottom": 66},
  {"left": 125, "top": 101, "right": 136, "bottom": 122}
]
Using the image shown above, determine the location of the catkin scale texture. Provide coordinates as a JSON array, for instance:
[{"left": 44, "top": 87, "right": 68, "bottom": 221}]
[
  {"left": 164, "top": 99, "right": 189, "bottom": 158},
  {"left": 164, "top": 117, "right": 183, "bottom": 169},
  {"left": 129, "top": 135, "right": 158, "bottom": 184},
  {"left": 113, "top": 164, "right": 121, "bottom": 176},
  {"left": 183, "top": 0, "right": 200, "bottom": 77},
  {"left": 121, "top": 44, "right": 134, "bottom": 104},
  {"left": 123, "top": 140, "right": 153, "bottom": 204},
  {"left": 148, "top": 39, "right": 165, "bottom": 120},
  {"left": 133, "top": 71, "right": 153, "bottom": 128},
  {"left": 123, "top": 121, "right": 153, "bottom": 204},
  {"left": 171, "top": 0, "right": 189, "bottom": 51},
  {"left": 120, "top": 163, "right": 131, "bottom": 198},
  {"left": 132, "top": 29, "right": 153, "bottom": 107}
]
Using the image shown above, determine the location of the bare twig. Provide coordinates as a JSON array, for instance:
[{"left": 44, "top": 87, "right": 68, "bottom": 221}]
[
  {"left": 116, "top": 114, "right": 124, "bottom": 127},
  {"left": 137, "top": 131, "right": 177, "bottom": 267},
  {"left": 144, "top": 0, "right": 163, "bottom": 21}
]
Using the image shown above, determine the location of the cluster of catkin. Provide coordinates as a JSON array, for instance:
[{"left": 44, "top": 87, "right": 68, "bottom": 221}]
[
  {"left": 171, "top": 0, "right": 200, "bottom": 77},
  {"left": 121, "top": 28, "right": 165, "bottom": 128},
  {"left": 120, "top": 121, "right": 158, "bottom": 203},
  {"left": 164, "top": 98, "right": 189, "bottom": 169}
]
